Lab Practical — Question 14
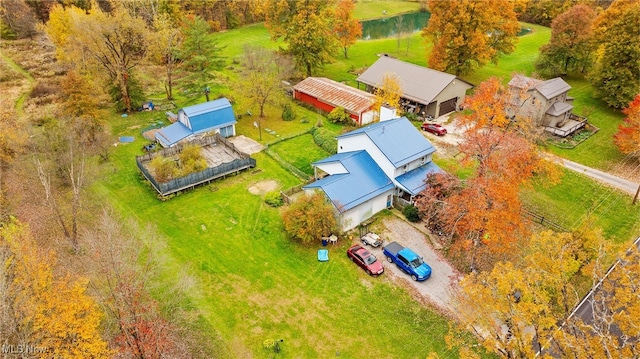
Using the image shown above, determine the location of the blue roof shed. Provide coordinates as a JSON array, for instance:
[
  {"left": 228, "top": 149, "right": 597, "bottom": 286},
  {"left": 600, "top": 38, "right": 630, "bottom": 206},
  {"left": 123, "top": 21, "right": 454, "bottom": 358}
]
[{"left": 179, "top": 98, "right": 237, "bottom": 134}]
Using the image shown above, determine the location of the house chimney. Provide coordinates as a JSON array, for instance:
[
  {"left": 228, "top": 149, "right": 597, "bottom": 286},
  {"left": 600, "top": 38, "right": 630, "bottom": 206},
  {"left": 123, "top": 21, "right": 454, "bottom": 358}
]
[{"left": 379, "top": 104, "right": 397, "bottom": 122}]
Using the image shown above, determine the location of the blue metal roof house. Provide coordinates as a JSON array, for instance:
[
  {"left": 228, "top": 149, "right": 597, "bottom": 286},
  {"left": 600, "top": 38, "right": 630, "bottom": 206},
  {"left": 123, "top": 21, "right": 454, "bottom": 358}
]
[
  {"left": 155, "top": 98, "right": 237, "bottom": 147},
  {"left": 304, "top": 151, "right": 395, "bottom": 232},
  {"left": 303, "top": 115, "right": 443, "bottom": 232}
]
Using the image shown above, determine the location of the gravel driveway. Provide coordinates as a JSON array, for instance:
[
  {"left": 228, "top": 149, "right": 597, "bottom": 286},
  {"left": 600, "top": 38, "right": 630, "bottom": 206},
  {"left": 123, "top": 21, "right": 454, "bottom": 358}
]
[{"left": 364, "top": 215, "right": 464, "bottom": 318}]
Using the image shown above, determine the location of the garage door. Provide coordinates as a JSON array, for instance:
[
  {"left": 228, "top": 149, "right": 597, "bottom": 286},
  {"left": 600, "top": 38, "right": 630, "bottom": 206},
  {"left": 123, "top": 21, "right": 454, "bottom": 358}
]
[{"left": 438, "top": 97, "right": 458, "bottom": 116}]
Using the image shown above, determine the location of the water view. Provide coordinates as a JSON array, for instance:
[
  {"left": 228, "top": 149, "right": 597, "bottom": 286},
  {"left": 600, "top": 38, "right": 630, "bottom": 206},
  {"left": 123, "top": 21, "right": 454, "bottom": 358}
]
[
  {"left": 360, "top": 11, "right": 431, "bottom": 40},
  {"left": 360, "top": 11, "right": 532, "bottom": 40}
]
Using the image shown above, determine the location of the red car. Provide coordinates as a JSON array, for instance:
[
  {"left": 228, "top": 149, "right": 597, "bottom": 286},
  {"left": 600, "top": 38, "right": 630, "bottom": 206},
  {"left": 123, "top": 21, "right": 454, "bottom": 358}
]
[
  {"left": 347, "top": 245, "right": 384, "bottom": 276},
  {"left": 421, "top": 123, "right": 447, "bottom": 136}
]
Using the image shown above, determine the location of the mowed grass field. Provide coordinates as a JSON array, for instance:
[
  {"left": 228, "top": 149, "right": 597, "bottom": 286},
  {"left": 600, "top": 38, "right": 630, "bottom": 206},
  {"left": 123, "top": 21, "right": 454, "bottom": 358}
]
[
  {"left": 95, "top": 113, "right": 479, "bottom": 358},
  {"left": 90, "top": 3, "right": 637, "bottom": 357}
]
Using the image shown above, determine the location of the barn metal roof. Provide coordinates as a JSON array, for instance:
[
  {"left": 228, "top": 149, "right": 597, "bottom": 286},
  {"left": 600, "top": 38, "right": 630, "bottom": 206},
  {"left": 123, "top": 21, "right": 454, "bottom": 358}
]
[
  {"left": 293, "top": 77, "right": 374, "bottom": 115},
  {"left": 356, "top": 56, "right": 473, "bottom": 105},
  {"left": 337, "top": 117, "right": 436, "bottom": 168},
  {"left": 179, "top": 98, "right": 236, "bottom": 133},
  {"left": 303, "top": 151, "right": 394, "bottom": 212}
]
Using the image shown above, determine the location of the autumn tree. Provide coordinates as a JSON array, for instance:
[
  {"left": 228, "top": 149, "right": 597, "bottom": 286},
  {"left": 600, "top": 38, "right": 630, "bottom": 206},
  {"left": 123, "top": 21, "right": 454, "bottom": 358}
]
[
  {"left": 0, "top": 109, "right": 26, "bottom": 222},
  {"left": 449, "top": 229, "right": 605, "bottom": 359},
  {"left": 0, "top": 218, "right": 111, "bottom": 357},
  {"left": 150, "top": 13, "right": 184, "bottom": 100},
  {"left": 265, "top": 0, "right": 338, "bottom": 77},
  {"left": 518, "top": 0, "right": 577, "bottom": 26},
  {"left": 333, "top": 0, "right": 361, "bottom": 59},
  {"left": 180, "top": 15, "right": 225, "bottom": 101},
  {"left": 535, "top": 4, "right": 598, "bottom": 77},
  {"left": 373, "top": 72, "right": 402, "bottom": 120},
  {"left": 0, "top": 0, "right": 38, "bottom": 39},
  {"left": 614, "top": 94, "right": 640, "bottom": 157},
  {"left": 236, "top": 46, "right": 294, "bottom": 118},
  {"left": 415, "top": 78, "right": 552, "bottom": 269},
  {"left": 589, "top": 0, "right": 640, "bottom": 109},
  {"left": 84, "top": 210, "right": 205, "bottom": 358},
  {"left": 547, "top": 241, "right": 640, "bottom": 358},
  {"left": 32, "top": 117, "right": 97, "bottom": 252},
  {"left": 46, "top": 5, "right": 149, "bottom": 112},
  {"left": 282, "top": 191, "right": 338, "bottom": 243},
  {"left": 422, "top": 0, "right": 520, "bottom": 76}
]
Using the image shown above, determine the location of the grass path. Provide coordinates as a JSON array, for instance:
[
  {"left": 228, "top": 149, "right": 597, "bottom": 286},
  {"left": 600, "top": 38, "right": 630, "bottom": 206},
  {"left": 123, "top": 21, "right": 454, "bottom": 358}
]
[{"left": 0, "top": 50, "right": 35, "bottom": 116}]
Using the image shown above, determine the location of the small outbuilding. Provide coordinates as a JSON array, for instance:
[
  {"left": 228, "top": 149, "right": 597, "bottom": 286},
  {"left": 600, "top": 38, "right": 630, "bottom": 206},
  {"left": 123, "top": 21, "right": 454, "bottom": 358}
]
[
  {"left": 293, "top": 77, "right": 376, "bottom": 125},
  {"left": 356, "top": 56, "right": 474, "bottom": 118},
  {"left": 155, "top": 98, "right": 237, "bottom": 148}
]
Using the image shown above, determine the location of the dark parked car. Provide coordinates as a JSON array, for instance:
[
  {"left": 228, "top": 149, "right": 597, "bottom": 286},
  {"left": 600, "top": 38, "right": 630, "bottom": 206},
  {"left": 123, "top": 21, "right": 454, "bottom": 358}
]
[
  {"left": 347, "top": 245, "right": 384, "bottom": 276},
  {"left": 421, "top": 123, "right": 447, "bottom": 136}
]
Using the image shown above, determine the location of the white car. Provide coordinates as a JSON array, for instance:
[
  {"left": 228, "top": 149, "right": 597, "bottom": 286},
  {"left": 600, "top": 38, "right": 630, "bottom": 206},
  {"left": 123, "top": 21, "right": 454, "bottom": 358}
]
[{"left": 361, "top": 232, "right": 382, "bottom": 247}]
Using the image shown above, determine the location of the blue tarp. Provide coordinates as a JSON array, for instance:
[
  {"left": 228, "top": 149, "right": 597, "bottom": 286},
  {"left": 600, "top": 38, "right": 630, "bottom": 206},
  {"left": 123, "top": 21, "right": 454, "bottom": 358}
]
[{"left": 119, "top": 136, "right": 135, "bottom": 143}]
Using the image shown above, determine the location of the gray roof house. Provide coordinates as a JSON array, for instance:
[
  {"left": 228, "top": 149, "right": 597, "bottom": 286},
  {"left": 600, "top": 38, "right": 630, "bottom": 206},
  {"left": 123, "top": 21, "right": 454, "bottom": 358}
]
[
  {"left": 356, "top": 55, "right": 474, "bottom": 118},
  {"left": 508, "top": 75, "right": 587, "bottom": 137}
]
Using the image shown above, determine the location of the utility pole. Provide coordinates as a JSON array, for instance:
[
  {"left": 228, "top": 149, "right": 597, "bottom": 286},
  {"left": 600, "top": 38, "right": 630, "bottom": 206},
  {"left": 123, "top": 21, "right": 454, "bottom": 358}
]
[{"left": 633, "top": 183, "right": 640, "bottom": 205}]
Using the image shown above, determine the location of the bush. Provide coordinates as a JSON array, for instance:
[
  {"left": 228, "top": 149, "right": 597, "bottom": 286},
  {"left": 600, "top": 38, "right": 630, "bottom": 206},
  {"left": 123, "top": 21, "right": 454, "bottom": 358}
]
[
  {"left": 310, "top": 127, "right": 337, "bottom": 154},
  {"left": 281, "top": 103, "right": 295, "bottom": 121},
  {"left": 328, "top": 107, "right": 351, "bottom": 125},
  {"left": 178, "top": 144, "right": 207, "bottom": 177},
  {"left": 150, "top": 156, "right": 175, "bottom": 183},
  {"left": 264, "top": 191, "right": 284, "bottom": 207},
  {"left": 30, "top": 80, "right": 59, "bottom": 99},
  {"left": 403, "top": 204, "right": 421, "bottom": 222}
]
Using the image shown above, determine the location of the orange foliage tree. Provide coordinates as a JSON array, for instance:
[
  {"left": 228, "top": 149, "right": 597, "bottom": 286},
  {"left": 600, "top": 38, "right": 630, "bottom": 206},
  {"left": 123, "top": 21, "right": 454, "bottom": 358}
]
[
  {"left": 334, "top": 0, "right": 362, "bottom": 59},
  {"left": 0, "top": 218, "right": 111, "bottom": 358},
  {"left": 415, "top": 78, "right": 552, "bottom": 269},
  {"left": 281, "top": 191, "right": 337, "bottom": 243},
  {"left": 613, "top": 94, "right": 640, "bottom": 157},
  {"left": 422, "top": 0, "right": 519, "bottom": 76}
]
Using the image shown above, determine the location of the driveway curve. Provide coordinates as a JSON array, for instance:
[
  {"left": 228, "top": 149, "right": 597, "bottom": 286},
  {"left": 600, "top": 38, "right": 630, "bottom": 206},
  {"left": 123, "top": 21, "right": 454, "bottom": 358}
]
[{"left": 363, "top": 214, "right": 463, "bottom": 318}]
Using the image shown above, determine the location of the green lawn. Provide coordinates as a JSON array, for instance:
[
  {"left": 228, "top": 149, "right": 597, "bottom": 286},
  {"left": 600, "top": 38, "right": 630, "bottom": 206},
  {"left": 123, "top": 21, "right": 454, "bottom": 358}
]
[
  {"left": 95, "top": 111, "right": 483, "bottom": 358},
  {"left": 521, "top": 168, "right": 640, "bottom": 245},
  {"left": 353, "top": 0, "right": 421, "bottom": 19},
  {"left": 90, "top": 7, "right": 636, "bottom": 357},
  {"left": 269, "top": 134, "right": 331, "bottom": 175}
]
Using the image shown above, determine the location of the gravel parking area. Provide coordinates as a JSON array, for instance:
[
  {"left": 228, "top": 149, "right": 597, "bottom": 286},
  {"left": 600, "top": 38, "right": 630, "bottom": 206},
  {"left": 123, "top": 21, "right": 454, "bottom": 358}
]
[{"left": 363, "top": 214, "right": 464, "bottom": 318}]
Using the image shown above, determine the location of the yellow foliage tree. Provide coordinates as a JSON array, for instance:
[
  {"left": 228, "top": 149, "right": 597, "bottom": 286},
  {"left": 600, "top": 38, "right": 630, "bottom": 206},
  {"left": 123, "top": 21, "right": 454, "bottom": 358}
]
[
  {"left": 373, "top": 72, "right": 402, "bottom": 120},
  {"left": 1, "top": 218, "right": 111, "bottom": 358}
]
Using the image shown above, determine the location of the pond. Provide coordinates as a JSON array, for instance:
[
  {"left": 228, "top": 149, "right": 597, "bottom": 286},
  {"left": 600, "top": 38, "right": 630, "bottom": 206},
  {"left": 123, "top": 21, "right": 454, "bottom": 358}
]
[
  {"left": 360, "top": 11, "right": 431, "bottom": 40},
  {"left": 360, "top": 11, "right": 533, "bottom": 40}
]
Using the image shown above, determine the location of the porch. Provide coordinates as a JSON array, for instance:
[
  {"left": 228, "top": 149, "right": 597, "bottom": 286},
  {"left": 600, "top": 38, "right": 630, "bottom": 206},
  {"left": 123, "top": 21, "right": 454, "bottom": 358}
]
[{"left": 544, "top": 114, "right": 588, "bottom": 137}]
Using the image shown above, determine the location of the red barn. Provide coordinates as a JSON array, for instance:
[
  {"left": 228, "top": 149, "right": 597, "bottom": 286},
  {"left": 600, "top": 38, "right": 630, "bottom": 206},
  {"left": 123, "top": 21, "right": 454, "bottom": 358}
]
[{"left": 293, "top": 77, "right": 376, "bottom": 125}]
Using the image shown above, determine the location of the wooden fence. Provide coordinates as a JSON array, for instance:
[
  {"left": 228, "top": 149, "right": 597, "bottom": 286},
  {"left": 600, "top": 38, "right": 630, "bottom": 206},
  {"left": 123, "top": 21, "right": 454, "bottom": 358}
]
[
  {"left": 137, "top": 133, "right": 255, "bottom": 198},
  {"left": 521, "top": 208, "right": 570, "bottom": 232}
]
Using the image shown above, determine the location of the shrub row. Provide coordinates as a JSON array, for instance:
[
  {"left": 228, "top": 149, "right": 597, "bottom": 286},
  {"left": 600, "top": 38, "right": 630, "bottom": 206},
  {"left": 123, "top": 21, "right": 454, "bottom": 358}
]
[{"left": 310, "top": 127, "right": 337, "bottom": 155}]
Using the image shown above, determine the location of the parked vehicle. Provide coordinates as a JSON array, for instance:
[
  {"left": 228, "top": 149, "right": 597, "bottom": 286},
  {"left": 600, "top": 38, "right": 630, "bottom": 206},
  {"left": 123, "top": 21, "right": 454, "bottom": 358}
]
[
  {"left": 382, "top": 241, "right": 431, "bottom": 281},
  {"left": 421, "top": 123, "right": 447, "bottom": 136},
  {"left": 361, "top": 232, "right": 382, "bottom": 247},
  {"left": 347, "top": 245, "right": 384, "bottom": 276}
]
